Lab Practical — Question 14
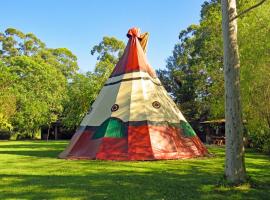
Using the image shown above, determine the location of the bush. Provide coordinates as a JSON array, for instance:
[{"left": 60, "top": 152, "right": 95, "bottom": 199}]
[
  {"left": 262, "top": 138, "right": 270, "bottom": 154},
  {"left": 248, "top": 128, "right": 270, "bottom": 154}
]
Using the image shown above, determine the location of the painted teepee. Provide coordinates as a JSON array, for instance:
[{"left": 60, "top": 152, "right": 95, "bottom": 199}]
[{"left": 59, "top": 28, "right": 208, "bottom": 160}]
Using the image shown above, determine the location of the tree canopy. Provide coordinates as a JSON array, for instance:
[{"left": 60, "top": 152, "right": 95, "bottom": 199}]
[
  {"left": 158, "top": 0, "right": 270, "bottom": 152},
  {"left": 0, "top": 29, "right": 125, "bottom": 138}
]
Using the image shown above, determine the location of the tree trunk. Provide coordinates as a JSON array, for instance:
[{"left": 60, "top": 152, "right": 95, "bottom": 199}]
[
  {"left": 221, "top": 0, "right": 246, "bottom": 184},
  {"left": 54, "top": 125, "right": 58, "bottom": 140},
  {"left": 47, "top": 125, "right": 50, "bottom": 141}
]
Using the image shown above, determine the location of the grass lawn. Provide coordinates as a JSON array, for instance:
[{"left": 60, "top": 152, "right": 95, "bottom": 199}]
[{"left": 0, "top": 141, "right": 269, "bottom": 200}]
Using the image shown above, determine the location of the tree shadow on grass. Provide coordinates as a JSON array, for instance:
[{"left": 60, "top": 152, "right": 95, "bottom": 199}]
[
  {"left": 0, "top": 167, "right": 269, "bottom": 200},
  {"left": 0, "top": 141, "right": 67, "bottom": 149},
  {"left": 0, "top": 142, "right": 269, "bottom": 199},
  {"left": 0, "top": 150, "right": 63, "bottom": 158},
  {"left": 0, "top": 141, "right": 67, "bottom": 158}
]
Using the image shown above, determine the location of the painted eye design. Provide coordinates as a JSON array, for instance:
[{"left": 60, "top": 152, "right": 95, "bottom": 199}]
[
  {"left": 152, "top": 101, "right": 161, "bottom": 109},
  {"left": 111, "top": 104, "right": 119, "bottom": 112}
]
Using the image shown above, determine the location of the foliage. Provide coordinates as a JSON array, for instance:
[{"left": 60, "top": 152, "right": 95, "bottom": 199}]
[
  {"left": 91, "top": 36, "right": 125, "bottom": 84},
  {"left": 0, "top": 141, "right": 269, "bottom": 199},
  {"left": 0, "top": 28, "right": 78, "bottom": 138},
  {"left": 158, "top": 0, "right": 223, "bottom": 123},
  {"left": 62, "top": 72, "right": 99, "bottom": 129},
  {"left": 9, "top": 56, "right": 67, "bottom": 137},
  {"left": 0, "top": 28, "right": 126, "bottom": 137},
  {"left": 159, "top": 0, "right": 270, "bottom": 152},
  {"left": 238, "top": 0, "right": 270, "bottom": 153},
  {"left": 0, "top": 61, "right": 16, "bottom": 131}
]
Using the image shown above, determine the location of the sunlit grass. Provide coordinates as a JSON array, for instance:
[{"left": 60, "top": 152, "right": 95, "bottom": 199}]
[{"left": 0, "top": 141, "right": 269, "bottom": 200}]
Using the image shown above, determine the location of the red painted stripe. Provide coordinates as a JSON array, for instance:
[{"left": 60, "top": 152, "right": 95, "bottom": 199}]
[
  {"left": 96, "top": 138, "right": 128, "bottom": 160},
  {"left": 65, "top": 125, "right": 208, "bottom": 160}
]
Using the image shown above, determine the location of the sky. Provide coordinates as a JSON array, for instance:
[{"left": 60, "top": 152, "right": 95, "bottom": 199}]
[{"left": 1, "top": 0, "right": 205, "bottom": 72}]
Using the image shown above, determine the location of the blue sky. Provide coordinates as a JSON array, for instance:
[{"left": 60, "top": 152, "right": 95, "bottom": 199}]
[{"left": 1, "top": 0, "right": 205, "bottom": 72}]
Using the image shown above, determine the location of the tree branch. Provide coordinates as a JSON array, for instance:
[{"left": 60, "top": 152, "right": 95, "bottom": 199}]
[{"left": 230, "top": 0, "right": 268, "bottom": 21}]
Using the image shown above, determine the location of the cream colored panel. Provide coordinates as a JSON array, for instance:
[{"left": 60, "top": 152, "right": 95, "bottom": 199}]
[
  {"left": 159, "top": 86, "right": 187, "bottom": 122},
  {"left": 144, "top": 80, "right": 180, "bottom": 123},
  {"left": 129, "top": 75, "right": 147, "bottom": 121},
  {"left": 80, "top": 83, "right": 120, "bottom": 126},
  {"left": 110, "top": 79, "right": 132, "bottom": 122},
  {"left": 127, "top": 76, "right": 185, "bottom": 123},
  {"left": 81, "top": 71, "right": 186, "bottom": 126}
]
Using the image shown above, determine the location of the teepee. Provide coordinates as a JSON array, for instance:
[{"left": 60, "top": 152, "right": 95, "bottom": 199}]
[{"left": 59, "top": 27, "right": 208, "bottom": 160}]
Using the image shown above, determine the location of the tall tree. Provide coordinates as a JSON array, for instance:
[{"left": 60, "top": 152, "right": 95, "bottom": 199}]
[
  {"left": 221, "top": 0, "right": 268, "bottom": 183},
  {"left": 91, "top": 36, "right": 125, "bottom": 85},
  {"left": 0, "top": 61, "right": 16, "bottom": 131},
  {"left": 158, "top": 0, "right": 224, "bottom": 122},
  {"left": 160, "top": 0, "right": 269, "bottom": 153},
  {"left": 221, "top": 0, "right": 246, "bottom": 184},
  {"left": 0, "top": 28, "right": 78, "bottom": 138},
  {"left": 238, "top": 0, "right": 270, "bottom": 153},
  {"left": 62, "top": 72, "right": 99, "bottom": 129}
]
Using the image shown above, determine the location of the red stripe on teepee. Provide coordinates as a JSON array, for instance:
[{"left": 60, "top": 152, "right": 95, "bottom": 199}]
[
  {"left": 128, "top": 125, "right": 155, "bottom": 160},
  {"left": 148, "top": 125, "right": 208, "bottom": 159},
  {"left": 96, "top": 138, "right": 128, "bottom": 160},
  {"left": 68, "top": 131, "right": 102, "bottom": 159}
]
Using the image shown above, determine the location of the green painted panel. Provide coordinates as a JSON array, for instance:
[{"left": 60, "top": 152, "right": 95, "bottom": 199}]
[
  {"left": 92, "top": 118, "right": 126, "bottom": 139},
  {"left": 180, "top": 120, "right": 196, "bottom": 137}
]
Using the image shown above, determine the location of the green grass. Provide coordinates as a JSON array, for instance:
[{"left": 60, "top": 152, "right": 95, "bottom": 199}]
[{"left": 0, "top": 141, "right": 269, "bottom": 200}]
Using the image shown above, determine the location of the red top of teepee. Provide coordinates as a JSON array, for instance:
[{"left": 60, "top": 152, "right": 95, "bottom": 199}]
[{"left": 110, "top": 27, "right": 156, "bottom": 78}]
